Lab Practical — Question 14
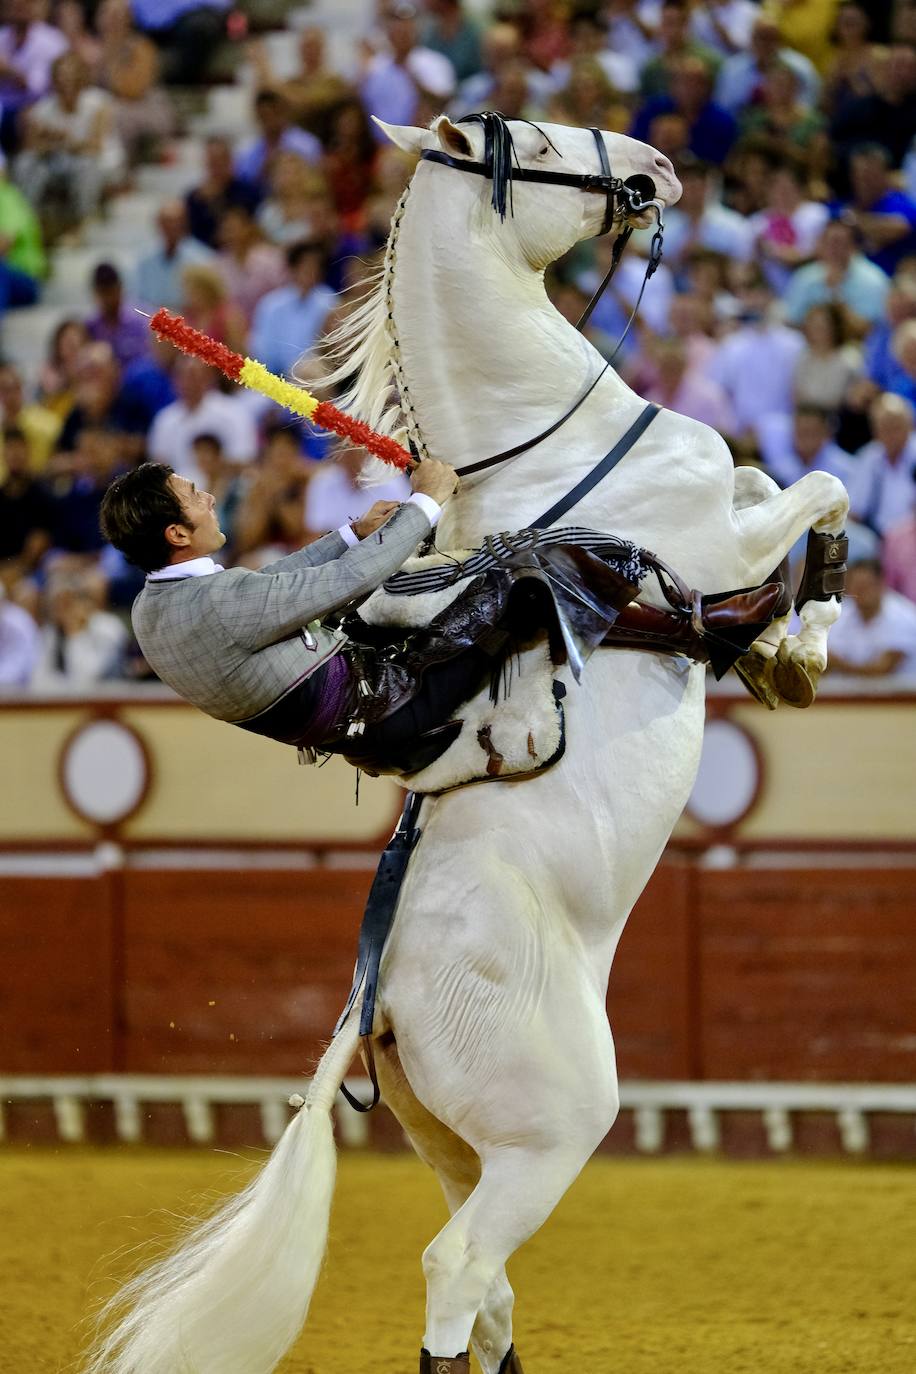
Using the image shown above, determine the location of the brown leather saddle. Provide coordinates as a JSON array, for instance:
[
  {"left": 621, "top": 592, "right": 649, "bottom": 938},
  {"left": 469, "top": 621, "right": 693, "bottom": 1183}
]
[{"left": 493, "top": 540, "right": 793, "bottom": 683}]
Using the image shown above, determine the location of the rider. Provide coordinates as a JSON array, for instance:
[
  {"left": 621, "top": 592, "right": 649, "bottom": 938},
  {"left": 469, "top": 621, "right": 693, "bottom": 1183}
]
[{"left": 99, "top": 458, "right": 514, "bottom": 771}]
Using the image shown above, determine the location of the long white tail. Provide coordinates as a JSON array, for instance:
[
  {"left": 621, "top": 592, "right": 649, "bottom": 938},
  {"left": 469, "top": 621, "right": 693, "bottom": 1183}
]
[{"left": 87, "top": 1016, "right": 362, "bottom": 1374}]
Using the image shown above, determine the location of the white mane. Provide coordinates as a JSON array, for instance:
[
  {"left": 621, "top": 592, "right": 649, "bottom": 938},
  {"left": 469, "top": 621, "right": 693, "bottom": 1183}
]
[{"left": 296, "top": 184, "right": 430, "bottom": 481}]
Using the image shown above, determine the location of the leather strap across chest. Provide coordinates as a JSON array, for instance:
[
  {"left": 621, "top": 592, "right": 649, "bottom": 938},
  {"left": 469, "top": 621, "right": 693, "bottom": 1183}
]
[{"left": 531, "top": 403, "right": 660, "bottom": 528}]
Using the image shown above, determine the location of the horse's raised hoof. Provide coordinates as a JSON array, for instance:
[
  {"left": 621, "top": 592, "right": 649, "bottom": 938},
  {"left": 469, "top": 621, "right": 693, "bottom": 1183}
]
[
  {"left": 420, "top": 1350, "right": 470, "bottom": 1374},
  {"left": 498, "top": 1344, "right": 525, "bottom": 1374},
  {"left": 734, "top": 650, "right": 780, "bottom": 710},
  {"left": 769, "top": 640, "right": 820, "bottom": 709}
]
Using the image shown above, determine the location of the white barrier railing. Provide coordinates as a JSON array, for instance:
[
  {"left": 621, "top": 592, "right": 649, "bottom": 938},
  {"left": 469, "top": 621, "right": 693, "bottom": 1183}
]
[{"left": 1, "top": 1075, "right": 914, "bottom": 1153}]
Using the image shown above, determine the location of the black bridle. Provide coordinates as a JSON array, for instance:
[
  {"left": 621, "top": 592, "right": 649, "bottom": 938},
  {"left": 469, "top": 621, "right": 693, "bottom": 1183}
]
[{"left": 416, "top": 112, "right": 666, "bottom": 477}]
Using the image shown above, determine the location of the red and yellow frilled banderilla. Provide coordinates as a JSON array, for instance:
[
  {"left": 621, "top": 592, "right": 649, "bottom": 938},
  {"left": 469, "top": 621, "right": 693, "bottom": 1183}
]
[{"left": 148, "top": 308, "right": 415, "bottom": 474}]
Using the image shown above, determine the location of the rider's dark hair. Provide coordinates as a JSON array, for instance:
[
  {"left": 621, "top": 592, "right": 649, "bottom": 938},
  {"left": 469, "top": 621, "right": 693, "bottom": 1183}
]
[{"left": 99, "top": 461, "right": 187, "bottom": 573}]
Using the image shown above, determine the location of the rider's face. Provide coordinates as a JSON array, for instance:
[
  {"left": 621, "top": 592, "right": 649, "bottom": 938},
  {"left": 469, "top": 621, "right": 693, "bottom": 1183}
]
[{"left": 167, "top": 473, "right": 226, "bottom": 557}]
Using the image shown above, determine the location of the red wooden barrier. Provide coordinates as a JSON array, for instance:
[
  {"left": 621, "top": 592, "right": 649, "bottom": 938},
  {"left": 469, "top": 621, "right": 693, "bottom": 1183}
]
[
  {"left": 121, "top": 869, "right": 371, "bottom": 1074},
  {"left": 2, "top": 862, "right": 916, "bottom": 1081},
  {"left": 606, "top": 860, "right": 696, "bottom": 1079},
  {"left": 0, "top": 876, "right": 116, "bottom": 1072},
  {"left": 696, "top": 868, "right": 916, "bottom": 1082}
]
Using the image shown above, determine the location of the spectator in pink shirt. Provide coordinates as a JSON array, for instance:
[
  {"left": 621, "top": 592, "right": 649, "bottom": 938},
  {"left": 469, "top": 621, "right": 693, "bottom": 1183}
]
[
  {"left": 643, "top": 336, "right": 737, "bottom": 433},
  {"left": 882, "top": 512, "right": 916, "bottom": 605},
  {"left": 0, "top": 0, "right": 68, "bottom": 144},
  {"left": 216, "top": 204, "right": 287, "bottom": 322}
]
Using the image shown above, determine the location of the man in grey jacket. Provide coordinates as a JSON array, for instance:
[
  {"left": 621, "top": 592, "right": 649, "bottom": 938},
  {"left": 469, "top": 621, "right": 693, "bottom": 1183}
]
[{"left": 100, "top": 458, "right": 506, "bottom": 771}]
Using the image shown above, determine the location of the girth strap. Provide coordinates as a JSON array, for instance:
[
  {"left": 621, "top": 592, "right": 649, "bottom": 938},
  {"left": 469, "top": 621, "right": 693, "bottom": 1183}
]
[{"left": 532, "top": 403, "right": 660, "bottom": 529}]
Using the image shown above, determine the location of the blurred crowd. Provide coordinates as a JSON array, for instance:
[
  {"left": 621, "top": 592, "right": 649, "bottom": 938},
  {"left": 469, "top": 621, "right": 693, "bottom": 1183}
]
[{"left": 2, "top": 0, "right": 916, "bottom": 690}]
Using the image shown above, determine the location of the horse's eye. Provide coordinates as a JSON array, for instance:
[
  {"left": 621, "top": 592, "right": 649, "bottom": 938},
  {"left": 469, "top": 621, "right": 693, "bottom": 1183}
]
[{"left": 538, "top": 145, "right": 549, "bottom": 158}]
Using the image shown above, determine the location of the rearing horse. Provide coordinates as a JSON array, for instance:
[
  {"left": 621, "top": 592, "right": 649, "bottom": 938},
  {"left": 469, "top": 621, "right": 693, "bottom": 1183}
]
[{"left": 89, "top": 118, "right": 848, "bottom": 1374}]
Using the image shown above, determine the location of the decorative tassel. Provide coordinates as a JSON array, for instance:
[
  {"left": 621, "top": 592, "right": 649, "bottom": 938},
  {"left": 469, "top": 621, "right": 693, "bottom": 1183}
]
[{"left": 148, "top": 308, "right": 414, "bottom": 473}]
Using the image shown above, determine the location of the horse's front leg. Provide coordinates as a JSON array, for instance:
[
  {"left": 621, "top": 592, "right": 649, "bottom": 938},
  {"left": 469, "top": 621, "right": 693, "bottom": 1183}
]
[
  {"left": 732, "top": 470, "right": 849, "bottom": 707},
  {"left": 731, "top": 466, "right": 791, "bottom": 673}
]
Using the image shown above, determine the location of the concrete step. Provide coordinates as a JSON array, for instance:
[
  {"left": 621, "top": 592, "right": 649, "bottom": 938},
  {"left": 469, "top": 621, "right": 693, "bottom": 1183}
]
[
  {"left": 3, "top": 304, "right": 69, "bottom": 374},
  {"left": 188, "top": 84, "right": 254, "bottom": 139},
  {"left": 136, "top": 139, "right": 204, "bottom": 197},
  {"left": 42, "top": 240, "right": 145, "bottom": 307},
  {"left": 289, "top": 0, "right": 371, "bottom": 78}
]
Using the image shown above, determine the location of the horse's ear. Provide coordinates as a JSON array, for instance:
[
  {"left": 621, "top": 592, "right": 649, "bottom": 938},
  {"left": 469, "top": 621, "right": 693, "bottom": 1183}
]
[
  {"left": 371, "top": 117, "right": 427, "bottom": 153},
  {"left": 432, "top": 116, "right": 474, "bottom": 159}
]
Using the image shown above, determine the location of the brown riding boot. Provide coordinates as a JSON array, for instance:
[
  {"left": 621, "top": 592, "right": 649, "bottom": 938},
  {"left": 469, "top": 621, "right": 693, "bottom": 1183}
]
[{"left": 420, "top": 1350, "right": 470, "bottom": 1374}]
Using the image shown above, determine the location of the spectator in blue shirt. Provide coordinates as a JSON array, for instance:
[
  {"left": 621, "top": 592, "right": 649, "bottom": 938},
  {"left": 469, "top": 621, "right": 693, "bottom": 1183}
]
[
  {"left": 783, "top": 219, "right": 890, "bottom": 330},
  {"left": 130, "top": 0, "right": 229, "bottom": 85},
  {"left": 714, "top": 13, "right": 819, "bottom": 114},
  {"left": 186, "top": 136, "right": 261, "bottom": 249},
  {"left": 235, "top": 90, "right": 321, "bottom": 199},
  {"left": 420, "top": 0, "right": 482, "bottom": 85},
  {"left": 886, "top": 321, "right": 916, "bottom": 408},
  {"left": 249, "top": 239, "right": 338, "bottom": 380},
  {"left": 758, "top": 405, "right": 854, "bottom": 489},
  {"left": 837, "top": 144, "right": 916, "bottom": 277},
  {"left": 632, "top": 55, "right": 737, "bottom": 167},
  {"left": 46, "top": 425, "right": 124, "bottom": 554},
  {"left": 864, "top": 275, "right": 916, "bottom": 391},
  {"left": 118, "top": 337, "right": 178, "bottom": 436},
  {"left": 133, "top": 199, "right": 214, "bottom": 312}
]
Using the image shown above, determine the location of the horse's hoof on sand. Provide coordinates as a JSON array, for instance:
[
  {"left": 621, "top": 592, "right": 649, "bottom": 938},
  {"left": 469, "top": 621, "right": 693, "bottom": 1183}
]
[
  {"left": 770, "top": 642, "right": 820, "bottom": 709},
  {"left": 734, "top": 650, "right": 780, "bottom": 710}
]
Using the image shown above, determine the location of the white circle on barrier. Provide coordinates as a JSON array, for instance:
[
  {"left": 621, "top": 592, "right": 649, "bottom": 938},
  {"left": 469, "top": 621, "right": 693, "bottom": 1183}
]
[
  {"left": 61, "top": 720, "right": 148, "bottom": 824},
  {"left": 687, "top": 718, "right": 760, "bottom": 829}
]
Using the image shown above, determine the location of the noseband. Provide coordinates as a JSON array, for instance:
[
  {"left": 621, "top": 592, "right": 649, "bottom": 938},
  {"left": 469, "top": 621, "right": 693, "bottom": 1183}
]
[{"left": 416, "top": 112, "right": 666, "bottom": 476}]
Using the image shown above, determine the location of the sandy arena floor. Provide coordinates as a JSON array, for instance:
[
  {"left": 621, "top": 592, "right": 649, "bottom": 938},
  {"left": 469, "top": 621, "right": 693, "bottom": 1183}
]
[{"left": 2, "top": 1149, "right": 915, "bottom": 1372}]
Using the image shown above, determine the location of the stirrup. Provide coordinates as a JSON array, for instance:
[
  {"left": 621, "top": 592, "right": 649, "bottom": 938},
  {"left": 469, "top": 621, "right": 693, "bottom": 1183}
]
[{"left": 733, "top": 650, "right": 780, "bottom": 711}]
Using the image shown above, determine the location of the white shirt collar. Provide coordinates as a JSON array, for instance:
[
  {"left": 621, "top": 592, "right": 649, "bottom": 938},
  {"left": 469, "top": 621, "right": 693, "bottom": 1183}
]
[{"left": 147, "top": 556, "right": 224, "bottom": 582}]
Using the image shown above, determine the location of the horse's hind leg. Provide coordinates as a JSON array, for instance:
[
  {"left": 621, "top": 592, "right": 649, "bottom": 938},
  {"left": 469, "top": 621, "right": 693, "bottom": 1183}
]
[
  {"left": 373, "top": 1036, "right": 518, "bottom": 1374},
  {"left": 421, "top": 1137, "right": 607, "bottom": 1359},
  {"left": 408, "top": 1026, "right": 618, "bottom": 1358}
]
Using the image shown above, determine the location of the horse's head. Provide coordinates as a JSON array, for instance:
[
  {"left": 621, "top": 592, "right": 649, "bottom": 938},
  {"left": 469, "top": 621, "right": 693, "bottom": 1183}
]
[{"left": 375, "top": 113, "right": 681, "bottom": 271}]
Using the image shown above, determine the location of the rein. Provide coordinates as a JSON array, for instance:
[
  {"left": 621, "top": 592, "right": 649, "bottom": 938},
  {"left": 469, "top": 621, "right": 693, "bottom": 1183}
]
[{"left": 417, "top": 114, "right": 666, "bottom": 478}]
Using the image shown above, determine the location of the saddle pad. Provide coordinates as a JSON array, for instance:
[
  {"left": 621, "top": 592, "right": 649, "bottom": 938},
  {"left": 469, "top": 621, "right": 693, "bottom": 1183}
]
[
  {"left": 400, "top": 641, "right": 565, "bottom": 794},
  {"left": 359, "top": 550, "right": 565, "bottom": 794},
  {"left": 358, "top": 549, "right": 476, "bottom": 629}
]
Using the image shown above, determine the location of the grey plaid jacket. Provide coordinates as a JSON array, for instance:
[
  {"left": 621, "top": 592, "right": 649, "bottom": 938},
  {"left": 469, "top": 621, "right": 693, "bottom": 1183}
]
[{"left": 131, "top": 502, "right": 432, "bottom": 722}]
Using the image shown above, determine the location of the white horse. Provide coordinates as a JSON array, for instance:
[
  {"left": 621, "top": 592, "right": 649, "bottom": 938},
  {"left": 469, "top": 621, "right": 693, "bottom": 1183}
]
[{"left": 89, "top": 118, "right": 848, "bottom": 1374}]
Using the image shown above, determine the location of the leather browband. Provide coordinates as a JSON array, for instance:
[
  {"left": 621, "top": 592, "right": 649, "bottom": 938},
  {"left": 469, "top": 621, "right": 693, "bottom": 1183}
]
[{"left": 419, "top": 148, "right": 628, "bottom": 201}]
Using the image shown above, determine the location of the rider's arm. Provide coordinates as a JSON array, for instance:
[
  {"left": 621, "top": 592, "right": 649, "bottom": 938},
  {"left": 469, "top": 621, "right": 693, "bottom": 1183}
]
[
  {"left": 258, "top": 527, "right": 351, "bottom": 576},
  {"left": 215, "top": 501, "right": 433, "bottom": 651},
  {"left": 259, "top": 493, "right": 442, "bottom": 575}
]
